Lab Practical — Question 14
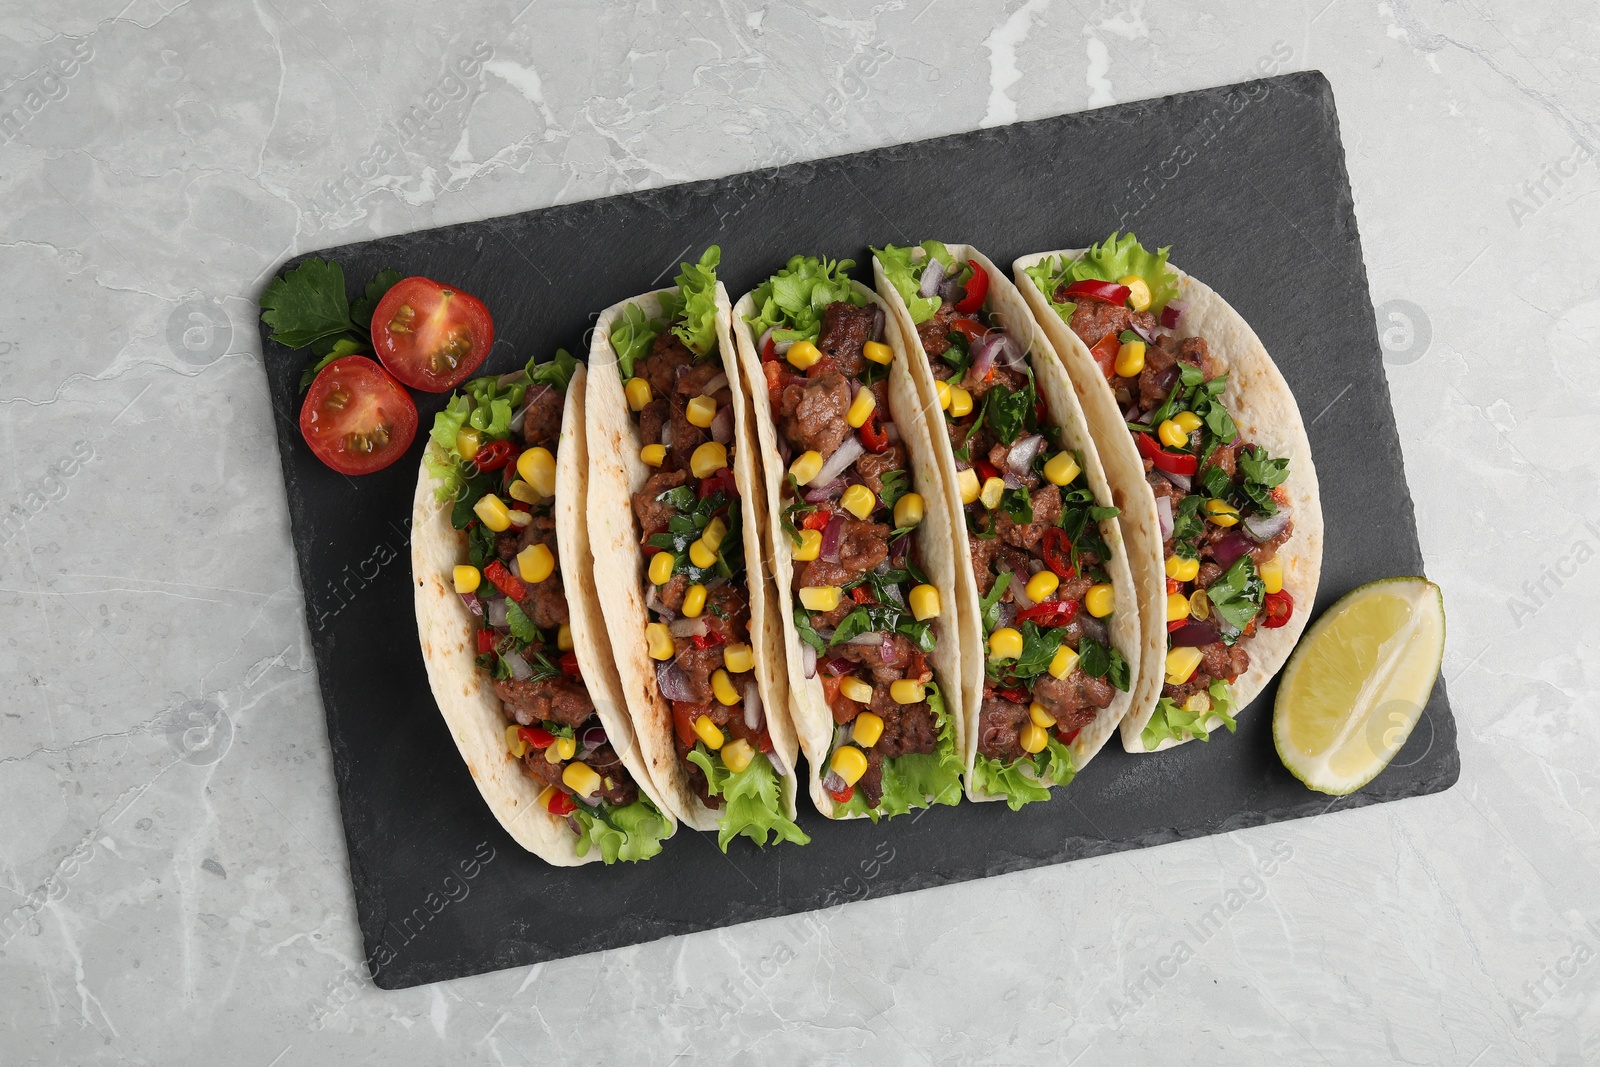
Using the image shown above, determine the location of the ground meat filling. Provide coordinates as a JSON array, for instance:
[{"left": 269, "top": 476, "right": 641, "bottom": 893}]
[
  {"left": 817, "top": 301, "right": 877, "bottom": 377},
  {"left": 779, "top": 373, "right": 852, "bottom": 458}
]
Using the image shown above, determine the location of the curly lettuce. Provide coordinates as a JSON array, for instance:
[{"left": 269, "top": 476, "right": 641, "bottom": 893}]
[
  {"left": 746, "top": 254, "right": 866, "bottom": 343},
  {"left": 872, "top": 242, "right": 950, "bottom": 325},
  {"left": 671, "top": 246, "right": 721, "bottom": 356},
  {"left": 610, "top": 303, "right": 659, "bottom": 380},
  {"left": 687, "top": 747, "right": 810, "bottom": 851},
  {"left": 1023, "top": 232, "right": 1180, "bottom": 325},
  {"left": 836, "top": 683, "right": 963, "bottom": 821},
  {"left": 973, "top": 734, "right": 1076, "bottom": 811},
  {"left": 1140, "top": 679, "right": 1240, "bottom": 750},
  {"left": 529, "top": 347, "right": 577, "bottom": 389},
  {"left": 571, "top": 799, "right": 673, "bottom": 863}
]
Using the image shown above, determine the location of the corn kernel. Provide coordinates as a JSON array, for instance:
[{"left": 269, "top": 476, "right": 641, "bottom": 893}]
[
  {"left": 1165, "top": 555, "right": 1200, "bottom": 582},
  {"left": 700, "top": 516, "right": 728, "bottom": 550},
  {"left": 723, "top": 642, "right": 754, "bottom": 673},
  {"left": 863, "top": 340, "right": 893, "bottom": 365},
  {"left": 989, "top": 626, "right": 1023, "bottom": 660},
  {"left": 787, "top": 339, "right": 822, "bottom": 370},
  {"left": 518, "top": 447, "right": 557, "bottom": 497},
  {"left": 1049, "top": 644, "right": 1080, "bottom": 679},
  {"left": 1205, "top": 498, "right": 1240, "bottom": 527},
  {"left": 934, "top": 379, "right": 953, "bottom": 411},
  {"left": 640, "top": 443, "right": 667, "bottom": 467},
  {"left": 544, "top": 739, "right": 565, "bottom": 764},
  {"left": 556, "top": 623, "right": 574, "bottom": 651},
  {"left": 840, "top": 484, "right": 876, "bottom": 520},
  {"left": 894, "top": 492, "right": 924, "bottom": 530},
  {"left": 845, "top": 388, "right": 877, "bottom": 429},
  {"left": 689, "top": 539, "right": 718, "bottom": 568},
  {"left": 852, "top": 711, "right": 885, "bottom": 748},
  {"left": 830, "top": 744, "right": 868, "bottom": 786},
  {"left": 839, "top": 677, "right": 874, "bottom": 704},
  {"left": 1115, "top": 340, "right": 1146, "bottom": 378},
  {"left": 721, "top": 739, "right": 755, "bottom": 774},
  {"left": 693, "top": 715, "right": 725, "bottom": 750},
  {"left": 454, "top": 565, "right": 481, "bottom": 594},
  {"left": 624, "top": 377, "right": 652, "bottom": 411},
  {"left": 789, "top": 449, "right": 823, "bottom": 485},
  {"left": 980, "top": 476, "right": 1005, "bottom": 510},
  {"left": 646, "top": 622, "right": 674, "bottom": 660},
  {"left": 1165, "top": 646, "right": 1204, "bottom": 686},
  {"left": 1158, "top": 419, "right": 1189, "bottom": 448},
  {"left": 686, "top": 394, "right": 718, "bottom": 429},
  {"left": 949, "top": 385, "right": 974, "bottom": 418},
  {"left": 792, "top": 528, "right": 822, "bottom": 561},
  {"left": 1173, "top": 410, "right": 1203, "bottom": 434},
  {"left": 553, "top": 735, "right": 577, "bottom": 761},
  {"left": 1085, "top": 583, "right": 1115, "bottom": 618},
  {"left": 505, "top": 724, "right": 527, "bottom": 758},
  {"left": 1189, "top": 589, "right": 1211, "bottom": 620},
  {"left": 1118, "top": 274, "right": 1153, "bottom": 312},
  {"left": 562, "top": 761, "right": 601, "bottom": 796},
  {"left": 1166, "top": 591, "right": 1190, "bottom": 622},
  {"left": 649, "top": 551, "right": 676, "bottom": 586},
  {"left": 1019, "top": 722, "right": 1049, "bottom": 754},
  {"left": 691, "top": 442, "right": 728, "bottom": 479},
  {"left": 957, "top": 468, "right": 981, "bottom": 504},
  {"left": 508, "top": 479, "right": 542, "bottom": 504},
  {"left": 506, "top": 510, "right": 532, "bottom": 529},
  {"left": 1025, "top": 571, "right": 1059, "bottom": 603},
  {"left": 798, "top": 586, "right": 840, "bottom": 611},
  {"left": 473, "top": 494, "right": 512, "bottom": 532},
  {"left": 908, "top": 583, "right": 941, "bottom": 621},
  {"left": 890, "top": 679, "right": 925, "bottom": 704},
  {"left": 1183, "top": 691, "right": 1212, "bottom": 715},
  {"left": 710, "top": 669, "right": 740, "bottom": 707},
  {"left": 517, "top": 543, "right": 555, "bottom": 584},
  {"left": 455, "top": 428, "right": 482, "bottom": 461},
  {"left": 1043, "top": 451, "right": 1080, "bottom": 486},
  {"left": 1029, "top": 702, "right": 1057, "bottom": 728},
  {"left": 681, "top": 583, "right": 707, "bottom": 618},
  {"left": 1260, "top": 555, "right": 1284, "bottom": 595}
]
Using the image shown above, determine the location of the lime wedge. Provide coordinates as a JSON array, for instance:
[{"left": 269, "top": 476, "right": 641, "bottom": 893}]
[{"left": 1273, "top": 577, "right": 1445, "bottom": 795}]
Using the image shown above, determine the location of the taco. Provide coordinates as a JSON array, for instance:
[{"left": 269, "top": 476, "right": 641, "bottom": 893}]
[
  {"left": 584, "top": 248, "right": 810, "bottom": 851},
  {"left": 413, "top": 350, "right": 676, "bottom": 864},
  {"left": 731, "top": 255, "right": 966, "bottom": 820},
  {"left": 872, "top": 242, "right": 1140, "bottom": 808},
  {"left": 1015, "top": 234, "right": 1323, "bottom": 752}
]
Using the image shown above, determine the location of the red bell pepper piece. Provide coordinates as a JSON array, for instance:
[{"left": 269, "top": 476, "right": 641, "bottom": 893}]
[
  {"left": 849, "top": 586, "right": 874, "bottom": 605},
  {"left": 483, "top": 560, "right": 527, "bottom": 601},
  {"left": 954, "top": 262, "right": 989, "bottom": 313},
  {"left": 698, "top": 468, "right": 738, "bottom": 501},
  {"left": 761, "top": 335, "right": 779, "bottom": 362},
  {"left": 1089, "top": 333, "right": 1120, "bottom": 378},
  {"left": 559, "top": 652, "right": 581, "bottom": 677},
  {"left": 519, "top": 726, "right": 555, "bottom": 750},
  {"left": 670, "top": 701, "right": 705, "bottom": 747},
  {"left": 974, "top": 458, "right": 1000, "bottom": 484},
  {"left": 1057, "top": 726, "right": 1082, "bottom": 745},
  {"left": 1062, "top": 279, "right": 1131, "bottom": 305},
  {"left": 545, "top": 789, "right": 577, "bottom": 816},
  {"left": 802, "top": 508, "right": 833, "bottom": 531},
  {"left": 1135, "top": 433, "right": 1199, "bottom": 477},
  {"left": 1017, "top": 599, "right": 1079, "bottom": 627},
  {"left": 825, "top": 782, "right": 855, "bottom": 804},
  {"left": 689, "top": 631, "right": 725, "bottom": 650},
  {"left": 857, "top": 413, "right": 890, "bottom": 453},
  {"left": 473, "top": 439, "right": 516, "bottom": 473},
  {"left": 762, "top": 360, "right": 791, "bottom": 410},
  {"left": 476, "top": 629, "right": 496, "bottom": 655},
  {"left": 950, "top": 317, "right": 986, "bottom": 344},
  {"left": 1261, "top": 590, "right": 1294, "bottom": 629},
  {"left": 1040, "top": 527, "right": 1076, "bottom": 579},
  {"left": 996, "top": 686, "right": 1030, "bottom": 705}
]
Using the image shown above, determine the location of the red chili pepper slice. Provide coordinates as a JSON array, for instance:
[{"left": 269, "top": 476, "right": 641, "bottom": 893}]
[
  {"left": 950, "top": 318, "right": 986, "bottom": 344},
  {"left": 1167, "top": 619, "right": 1187, "bottom": 633},
  {"left": 519, "top": 725, "right": 555, "bottom": 750},
  {"left": 483, "top": 559, "right": 527, "bottom": 601},
  {"left": 1135, "top": 433, "right": 1199, "bottom": 477},
  {"left": 1062, "top": 279, "right": 1132, "bottom": 306},
  {"left": 559, "top": 652, "right": 581, "bottom": 677},
  {"left": 1017, "top": 599, "right": 1079, "bottom": 626},
  {"left": 545, "top": 790, "right": 577, "bottom": 816},
  {"left": 1261, "top": 590, "right": 1294, "bottom": 629},
  {"left": 476, "top": 629, "right": 496, "bottom": 655},
  {"left": 850, "top": 586, "right": 873, "bottom": 605},
  {"left": 473, "top": 439, "right": 516, "bottom": 473},
  {"left": 996, "top": 686, "right": 1030, "bottom": 705},
  {"left": 801, "top": 508, "right": 833, "bottom": 531},
  {"left": 954, "top": 262, "right": 989, "bottom": 314},
  {"left": 825, "top": 782, "right": 855, "bottom": 804},
  {"left": 1041, "top": 527, "right": 1076, "bottom": 579},
  {"left": 698, "top": 468, "right": 738, "bottom": 501},
  {"left": 857, "top": 413, "right": 890, "bottom": 454},
  {"left": 1089, "top": 333, "right": 1120, "bottom": 379}
]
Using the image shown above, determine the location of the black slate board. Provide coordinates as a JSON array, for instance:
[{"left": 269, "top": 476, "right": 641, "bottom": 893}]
[{"left": 261, "top": 72, "right": 1458, "bottom": 990}]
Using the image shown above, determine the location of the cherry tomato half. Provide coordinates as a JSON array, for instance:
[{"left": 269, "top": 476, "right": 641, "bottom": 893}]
[
  {"left": 370, "top": 277, "right": 495, "bottom": 392},
  {"left": 299, "top": 356, "right": 418, "bottom": 475}
]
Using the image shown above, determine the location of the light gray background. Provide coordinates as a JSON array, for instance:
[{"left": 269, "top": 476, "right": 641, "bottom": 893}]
[{"left": 0, "top": 1, "right": 1593, "bottom": 1064}]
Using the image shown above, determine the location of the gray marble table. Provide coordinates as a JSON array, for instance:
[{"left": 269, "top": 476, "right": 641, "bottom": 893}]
[{"left": 2, "top": 2, "right": 1594, "bottom": 1063}]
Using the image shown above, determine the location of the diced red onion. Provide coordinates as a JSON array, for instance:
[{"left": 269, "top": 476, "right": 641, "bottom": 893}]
[
  {"left": 970, "top": 332, "right": 1004, "bottom": 381},
  {"left": 566, "top": 814, "right": 582, "bottom": 835},
  {"left": 937, "top": 277, "right": 962, "bottom": 303},
  {"left": 880, "top": 580, "right": 906, "bottom": 610},
  {"left": 846, "top": 631, "right": 884, "bottom": 646},
  {"left": 1078, "top": 613, "right": 1108, "bottom": 645},
  {"left": 660, "top": 420, "right": 674, "bottom": 449},
  {"left": 1243, "top": 507, "right": 1293, "bottom": 543},
  {"left": 822, "top": 770, "right": 846, "bottom": 794},
  {"left": 1152, "top": 365, "right": 1179, "bottom": 394},
  {"left": 1211, "top": 530, "right": 1254, "bottom": 568},
  {"left": 995, "top": 602, "right": 1017, "bottom": 630},
  {"left": 757, "top": 326, "right": 775, "bottom": 353},
  {"left": 804, "top": 478, "right": 846, "bottom": 503},
  {"left": 1155, "top": 496, "right": 1174, "bottom": 541},
  {"left": 579, "top": 725, "right": 607, "bottom": 754},
  {"left": 888, "top": 534, "right": 909, "bottom": 566},
  {"left": 502, "top": 650, "right": 534, "bottom": 681},
  {"left": 824, "top": 655, "right": 853, "bottom": 676},
  {"left": 1007, "top": 434, "right": 1045, "bottom": 475},
  {"left": 709, "top": 405, "right": 734, "bottom": 444},
  {"left": 871, "top": 307, "right": 885, "bottom": 342},
  {"left": 578, "top": 793, "right": 601, "bottom": 807},
  {"left": 656, "top": 660, "right": 696, "bottom": 701},
  {"left": 1123, "top": 403, "right": 1141, "bottom": 422},
  {"left": 778, "top": 439, "right": 792, "bottom": 464},
  {"left": 815, "top": 436, "right": 867, "bottom": 487},
  {"left": 1158, "top": 468, "right": 1192, "bottom": 493},
  {"left": 1169, "top": 621, "right": 1220, "bottom": 647},
  {"left": 701, "top": 373, "right": 728, "bottom": 396},
  {"left": 645, "top": 584, "right": 677, "bottom": 622},
  {"left": 743, "top": 679, "right": 763, "bottom": 731},
  {"left": 801, "top": 643, "right": 817, "bottom": 679},
  {"left": 459, "top": 592, "right": 483, "bottom": 616},
  {"left": 1129, "top": 317, "right": 1159, "bottom": 343},
  {"left": 820, "top": 513, "right": 844, "bottom": 561},
  {"left": 487, "top": 598, "right": 509, "bottom": 629},
  {"left": 670, "top": 616, "right": 709, "bottom": 638},
  {"left": 1011, "top": 572, "right": 1035, "bottom": 610},
  {"left": 918, "top": 257, "right": 947, "bottom": 299},
  {"left": 997, "top": 331, "right": 1027, "bottom": 372},
  {"left": 1160, "top": 300, "right": 1186, "bottom": 329},
  {"left": 770, "top": 751, "right": 789, "bottom": 777},
  {"left": 885, "top": 424, "right": 901, "bottom": 443}
]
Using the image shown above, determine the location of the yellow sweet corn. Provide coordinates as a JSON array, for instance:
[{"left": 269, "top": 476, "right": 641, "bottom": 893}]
[
  {"left": 786, "top": 339, "right": 822, "bottom": 370},
  {"left": 508, "top": 479, "right": 542, "bottom": 504},
  {"left": 681, "top": 584, "right": 707, "bottom": 618},
  {"left": 889, "top": 679, "right": 925, "bottom": 704},
  {"left": 455, "top": 428, "right": 482, "bottom": 461},
  {"left": 1029, "top": 702, "right": 1057, "bottom": 728},
  {"left": 691, "top": 442, "right": 728, "bottom": 478},
  {"left": 839, "top": 677, "right": 874, "bottom": 704},
  {"left": 989, "top": 626, "right": 1023, "bottom": 660},
  {"left": 1049, "top": 644, "right": 1080, "bottom": 679},
  {"left": 1115, "top": 340, "right": 1146, "bottom": 378},
  {"left": 792, "top": 529, "right": 822, "bottom": 561},
  {"left": 649, "top": 551, "right": 675, "bottom": 586},
  {"left": 1019, "top": 722, "right": 1049, "bottom": 754},
  {"left": 1166, "top": 591, "right": 1190, "bottom": 622},
  {"left": 693, "top": 715, "right": 724, "bottom": 750},
  {"left": 1085, "top": 583, "right": 1115, "bottom": 618},
  {"left": 517, "top": 543, "right": 554, "bottom": 584},
  {"left": 863, "top": 340, "right": 893, "bottom": 365},
  {"left": 505, "top": 724, "right": 527, "bottom": 758},
  {"left": 562, "top": 761, "right": 601, "bottom": 796},
  {"left": 689, "top": 539, "right": 717, "bottom": 568},
  {"left": 1044, "top": 451, "right": 1080, "bottom": 486},
  {"left": 846, "top": 388, "right": 876, "bottom": 428},
  {"left": 934, "top": 379, "right": 952, "bottom": 411},
  {"left": 1165, "top": 555, "right": 1200, "bottom": 582},
  {"left": 1158, "top": 419, "right": 1189, "bottom": 448},
  {"left": 700, "top": 516, "right": 728, "bottom": 550},
  {"left": 1205, "top": 498, "right": 1240, "bottom": 527},
  {"left": 557, "top": 624, "right": 574, "bottom": 650},
  {"left": 518, "top": 447, "right": 556, "bottom": 497},
  {"left": 851, "top": 711, "right": 885, "bottom": 748},
  {"left": 949, "top": 385, "right": 974, "bottom": 418},
  {"left": 721, "top": 739, "right": 755, "bottom": 774},
  {"left": 1173, "top": 411, "right": 1203, "bottom": 434},
  {"left": 646, "top": 622, "right": 674, "bottom": 660},
  {"left": 830, "top": 745, "right": 868, "bottom": 786},
  {"left": 711, "top": 669, "right": 740, "bottom": 706},
  {"left": 789, "top": 450, "right": 823, "bottom": 485},
  {"left": 640, "top": 443, "right": 666, "bottom": 467},
  {"left": 958, "top": 468, "right": 981, "bottom": 504},
  {"left": 624, "top": 377, "right": 652, "bottom": 411},
  {"left": 980, "top": 476, "right": 1005, "bottom": 510},
  {"left": 1260, "top": 555, "right": 1283, "bottom": 595},
  {"left": 1119, "top": 274, "right": 1152, "bottom": 312},
  {"left": 723, "top": 642, "right": 754, "bottom": 673},
  {"left": 894, "top": 492, "right": 924, "bottom": 529},
  {"left": 473, "top": 493, "right": 512, "bottom": 532},
  {"left": 908, "top": 584, "right": 941, "bottom": 621},
  {"left": 554, "top": 736, "right": 577, "bottom": 761},
  {"left": 453, "top": 565, "right": 480, "bottom": 594},
  {"left": 799, "top": 586, "right": 840, "bottom": 611},
  {"left": 1025, "top": 571, "right": 1059, "bottom": 603},
  {"left": 840, "top": 484, "right": 876, "bottom": 520},
  {"left": 686, "top": 395, "right": 717, "bottom": 428},
  {"left": 1165, "top": 646, "right": 1204, "bottom": 685}
]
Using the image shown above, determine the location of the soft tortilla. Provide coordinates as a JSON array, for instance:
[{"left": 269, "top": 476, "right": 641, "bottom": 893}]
[
  {"left": 873, "top": 246, "right": 1141, "bottom": 799},
  {"left": 1013, "top": 251, "right": 1323, "bottom": 752},
  {"left": 584, "top": 284, "right": 801, "bottom": 832},
  {"left": 411, "top": 364, "right": 676, "bottom": 863},
  {"left": 731, "top": 280, "right": 967, "bottom": 819}
]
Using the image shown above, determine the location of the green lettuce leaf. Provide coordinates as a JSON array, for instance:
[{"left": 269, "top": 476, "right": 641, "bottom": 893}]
[
  {"left": 529, "top": 347, "right": 578, "bottom": 389},
  {"left": 686, "top": 748, "right": 810, "bottom": 851},
  {"left": 572, "top": 799, "right": 673, "bottom": 863},
  {"left": 610, "top": 303, "right": 659, "bottom": 380},
  {"left": 973, "top": 734, "right": 1076, "bottom": 811},
  {"left": 671, "top": 246, "right": 721, "bottom": 356},
  {"left": 836, "top": 684, "right": 963, "bottom": 821},
  {"left": 872, "top": 244, "right": 942, "bottom": 325},
  {"left": 745, "top": 254, "right": 865, "bottom": 343},
  {"left": 1024, "top": 232, "right": 1180, "bottom": 324},
  {"left": 1140, "top": 680, "right": 1240, "bottom": 750}
]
